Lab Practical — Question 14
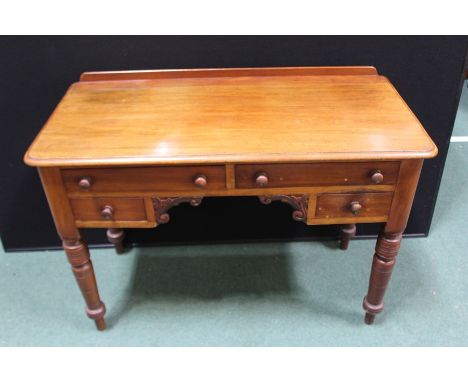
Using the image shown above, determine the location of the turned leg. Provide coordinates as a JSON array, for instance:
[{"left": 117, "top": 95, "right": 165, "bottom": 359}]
[
  {"left": 107, "top": 228, "right": 125, "bottom": 254},
  {"left": 339, "top": 224, "right": 356, "bottom": 250},
  {"left": 63, "top": 239, "right": 107, "bottom": 330},
  {"left": 363, "top": 232, "right": 402, "bottom": 324}
]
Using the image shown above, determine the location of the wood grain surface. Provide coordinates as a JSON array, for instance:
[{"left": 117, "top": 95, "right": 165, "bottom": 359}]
[{"left": 24, "top": 67, "right": 437, "bottom": 167}]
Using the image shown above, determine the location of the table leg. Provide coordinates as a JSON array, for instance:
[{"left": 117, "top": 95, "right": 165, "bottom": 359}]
[
  {"left": 107, "top": 228, "right": 125, "bottom": 254},
  {"left": 339, "top": 224, "right": 356, "bottom": 250},
  {"left": 63, "top": 239, "right": 107, "bottom": 330},
  {"left": 362, "top": 232, "right": 402, "bottom": 324}
]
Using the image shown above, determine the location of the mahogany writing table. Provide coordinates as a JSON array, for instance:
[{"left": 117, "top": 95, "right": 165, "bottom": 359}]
[{"left": 24, "top": 66, "right": 437, "bottom": 330}]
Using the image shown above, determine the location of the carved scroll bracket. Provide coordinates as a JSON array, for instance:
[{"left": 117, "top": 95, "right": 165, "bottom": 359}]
[
  {"left": 258, "top": 194, "right": 309, "bottom": 223},
  {"left": 152, "top": 196, "right": 203, "bottom": 224}
]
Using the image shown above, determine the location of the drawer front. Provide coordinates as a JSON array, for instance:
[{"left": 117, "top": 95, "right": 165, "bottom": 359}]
[
  {"left": 315, "top": 192, "right": 393, "bottom": 219},
  {"left": 62, "top": 165, "right": 226, "bottom": 193},
  {"left": 70, "top": 197, "right": 147, "bottom": 222},
  {"left": 235, "top": 162, "right": 399, "bottom": 189}
]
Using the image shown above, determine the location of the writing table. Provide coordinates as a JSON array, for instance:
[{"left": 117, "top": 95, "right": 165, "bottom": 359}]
[{"left": 24, "top": 66, "right": 438, "bottom": 330}]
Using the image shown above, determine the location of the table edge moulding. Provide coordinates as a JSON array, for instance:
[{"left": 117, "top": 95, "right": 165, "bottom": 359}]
[{"left": 24, "top": 66, "right": 438, "bottom": 330}]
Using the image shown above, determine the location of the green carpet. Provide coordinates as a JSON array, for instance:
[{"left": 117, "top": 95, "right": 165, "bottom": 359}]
[
  {"left": 453, "top": 81, "right": 468, "bottom": 136},
  {"left": 1, "top": 87, "right": 467, "bottom": 346}
]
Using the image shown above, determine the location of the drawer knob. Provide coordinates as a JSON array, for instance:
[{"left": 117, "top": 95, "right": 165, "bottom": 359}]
[
  {"left": 255, "top": 172, "right": 269, "bottom": 187},
  {"left": 101, "top": 205, "right": 114, "bottom": 220},
  {"left": 371, "top": 170, "right": 384, "bottom": 184},
  {"left": 349, "top": 201, "right": 362, "bottom": 215},
  {"left": 194, "top": 174, "right": 207, "bottom": 188},
  {"left": 78, "top": 177, "right": 92, "bottom": 189}
]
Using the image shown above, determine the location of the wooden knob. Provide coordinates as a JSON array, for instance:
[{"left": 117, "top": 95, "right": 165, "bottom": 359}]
[
  {"left": 78, "top": 177, "right": 92, "bottom": 189},
  {"left": 255, "top": 172, "right": 269, "bottom": 187},
  {"left": 349, "top": 201, "right": 362, "bottom": 215},
  {"left": 194, "top": 174, "right": 207, "bottom": 188},
  {"left": 370, "top": 170, "right": 384, "bottom": 184},
  {"left": 100, "top": 205, "right": 114, "bottom": 220}
]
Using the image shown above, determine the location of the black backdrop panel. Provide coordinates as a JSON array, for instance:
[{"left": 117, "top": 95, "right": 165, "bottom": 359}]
[{"left": 1, "top": 36, "right": 467, "bottom": 251}]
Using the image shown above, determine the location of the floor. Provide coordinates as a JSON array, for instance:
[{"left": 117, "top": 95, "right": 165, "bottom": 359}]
[{"left": 1, "top": 83, "right": 467, "bottom": 346}]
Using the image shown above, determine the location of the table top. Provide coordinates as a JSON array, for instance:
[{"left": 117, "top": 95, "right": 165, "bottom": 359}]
[{"left": 24, "top": 67, "right": 437, "bottom": 167}]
